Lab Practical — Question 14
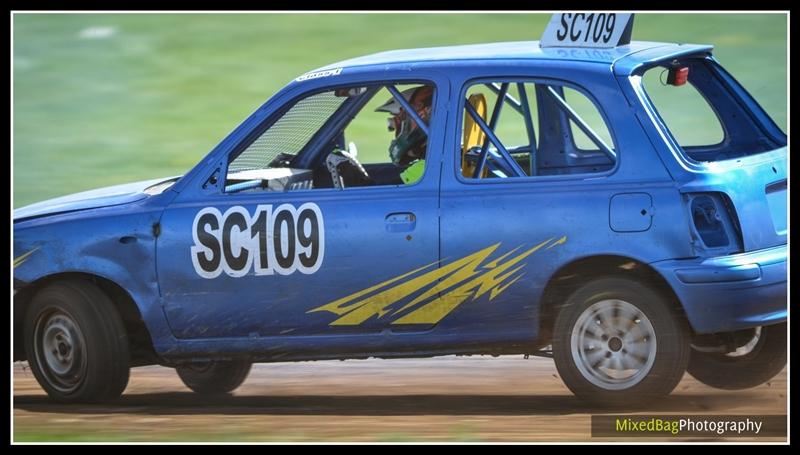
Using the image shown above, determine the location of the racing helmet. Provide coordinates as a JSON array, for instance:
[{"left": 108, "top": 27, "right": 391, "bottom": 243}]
[{"left": 376, "top": 85, "right": 433, "bottom": 165}]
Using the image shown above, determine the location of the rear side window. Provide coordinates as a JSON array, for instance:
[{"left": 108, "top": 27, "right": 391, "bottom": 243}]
[
  {"left": 564, "top": 87, "right": 615, "bottom": 151},
  {"left": 459, "top": 80, "right": 616, "bottom": 180},
  {"left": 640, "top": 57, "right": 786, "bottom": 162}
]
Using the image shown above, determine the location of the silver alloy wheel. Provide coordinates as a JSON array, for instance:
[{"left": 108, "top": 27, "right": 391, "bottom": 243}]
[
  {"left": 570, "top": 299, "right": 657, "bottom": 390},
  {"left": 33, "top": 309, "right": 87, "bottom": 393}
]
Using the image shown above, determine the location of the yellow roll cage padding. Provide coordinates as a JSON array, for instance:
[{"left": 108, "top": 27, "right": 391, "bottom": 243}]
[{"left": 462, "top": 93, "right": 488, "bottom": 178}]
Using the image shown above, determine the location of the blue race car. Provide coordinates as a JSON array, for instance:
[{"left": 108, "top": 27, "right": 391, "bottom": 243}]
[{"left": 13, "top": 14, "right": 786, "bottom": 406}]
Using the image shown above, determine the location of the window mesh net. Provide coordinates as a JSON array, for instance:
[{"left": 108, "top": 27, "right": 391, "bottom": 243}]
[{"left": 229, "top": 91, "right": 346, "bottom": 172}]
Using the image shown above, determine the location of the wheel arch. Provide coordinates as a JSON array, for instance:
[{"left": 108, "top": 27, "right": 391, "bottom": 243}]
[
  {"left": 538, "top": 254, "right": 692, "bottom": 343},
  {"left": 14, "top": 272, "right": 159, "bottom": 366}
]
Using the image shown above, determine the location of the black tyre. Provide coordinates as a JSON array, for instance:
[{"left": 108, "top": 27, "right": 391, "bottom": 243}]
[
  {"left": 23, "top": 281, "right": 130, "bottom": 403},
  {"left": 176, "top": 360, "right": 252, "bottom": 395},
  {"left": 687, "top": 322, "right": 786, "bottom": 390},
  {"left": 552, "top": 277, "right": 690, "bottom": 407}
]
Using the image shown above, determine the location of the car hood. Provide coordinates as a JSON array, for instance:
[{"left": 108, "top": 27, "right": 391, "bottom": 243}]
[{"left": 13, "top": 176, "right": 179, "bottom": 221}]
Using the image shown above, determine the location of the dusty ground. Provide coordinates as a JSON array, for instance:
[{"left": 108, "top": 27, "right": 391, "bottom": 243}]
[{"left": 13, "top": 357, "right": 787, "bottom": 442}]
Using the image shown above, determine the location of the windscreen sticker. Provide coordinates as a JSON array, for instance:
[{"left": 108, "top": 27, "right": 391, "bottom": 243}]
[
  {"left": 191, "top": 203, "right": 324, "bottom": 279},
  {"left": 295, "top": 67, "right": 343, "bottom": 82}
]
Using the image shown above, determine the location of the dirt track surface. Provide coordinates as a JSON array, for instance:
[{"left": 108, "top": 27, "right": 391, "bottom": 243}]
[{"left": 13, "top": 357, "right": 787, "bottom": 442}]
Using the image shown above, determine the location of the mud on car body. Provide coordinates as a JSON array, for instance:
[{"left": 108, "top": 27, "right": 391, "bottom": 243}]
[{"left": 14, "top": 14, "right": 786, "bottom": 405}]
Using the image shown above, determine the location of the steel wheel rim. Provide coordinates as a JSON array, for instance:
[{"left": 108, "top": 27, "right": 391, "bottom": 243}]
[
  {"left": 33, "top": 308, "right": 87, "bottom": 394},
  {"left": 570, "top": 299, "right": 657, "bottom": 390}
]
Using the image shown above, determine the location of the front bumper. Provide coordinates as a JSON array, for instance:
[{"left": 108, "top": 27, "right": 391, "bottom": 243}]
[{"left": 652, "top": 244, "right": 787, "bottom": 334}]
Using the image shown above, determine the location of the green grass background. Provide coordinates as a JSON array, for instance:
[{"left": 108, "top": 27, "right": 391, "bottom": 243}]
[{"left": 13, "top": 13, "right": 787, "bottom": 207}]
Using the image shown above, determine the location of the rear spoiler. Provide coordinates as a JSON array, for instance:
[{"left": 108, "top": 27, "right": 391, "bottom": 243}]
[{"left": 612, "top": 44, "right": 715, "bottom": 76}]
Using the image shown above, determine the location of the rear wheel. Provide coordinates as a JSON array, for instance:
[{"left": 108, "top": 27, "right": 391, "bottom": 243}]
[
  {"left": 687, "top": 322, "right": 786, "bottom": 390},
  {"left": 552, "top": 277, "right": 690, "bottom": 407},
  {"left": 24, "top": 281, "right": 130, "bottom": 403},
  {"left": 176, "top": 360, "right": 252, "bottom": 395}
]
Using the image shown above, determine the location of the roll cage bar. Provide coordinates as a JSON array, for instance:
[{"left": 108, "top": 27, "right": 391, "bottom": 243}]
[{"left": 466, "top": 81, "right": 616, "bottom": 179}]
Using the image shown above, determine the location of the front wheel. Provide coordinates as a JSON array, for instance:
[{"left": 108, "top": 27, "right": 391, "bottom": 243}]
[
  {"left": 23, "top": 281, "right": 130, "bottom": 403},
  {"left": 687, "top": 322, "right": 786, "bottom": 390},
  {"left": 176, "top": 360, "right": 252, "bottom": 395},
  {"left": 552, "top": 277, "right": 690, "bottom": 407}
]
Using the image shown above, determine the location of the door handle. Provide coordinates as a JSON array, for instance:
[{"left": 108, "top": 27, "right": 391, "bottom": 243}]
[{"left": 385, "top": 212, "right": 416, "bottom": 232}]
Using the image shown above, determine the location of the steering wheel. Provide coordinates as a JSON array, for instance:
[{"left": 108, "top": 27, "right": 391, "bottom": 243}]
[{"left": 325, "top": 142, "right": 372, "bottom": 188}]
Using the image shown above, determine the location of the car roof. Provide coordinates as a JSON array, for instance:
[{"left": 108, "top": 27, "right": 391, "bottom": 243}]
[{"left": 315, "top": 40, "right": 714, "bottom": 76}]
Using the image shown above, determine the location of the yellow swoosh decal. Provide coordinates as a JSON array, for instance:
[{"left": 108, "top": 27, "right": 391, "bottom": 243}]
[
  {"left": 310, "top": 237, "right": 566, "bottom": 326},
  {"left": 13, "top": 248, "right": 39, "bottom": 269}
]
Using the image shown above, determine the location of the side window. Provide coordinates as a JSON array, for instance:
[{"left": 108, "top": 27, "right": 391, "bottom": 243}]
[
  {"left": 340, "top": 84, "right": 433, "bottom": 186},
  {"left": 225, "top": 83, "right": 434, "bottom": 193},
  {"left": 230, "top": 91, "right": 346, "bottom": 174},
  {"left": 564, "top": 87, "right": 615, "bottom": 152},
  {"left": 459, "top": 80, "right": 616, "bottom": 180},
  {"left": 344, "top": 85, "right": 431, "bottom": 165}
]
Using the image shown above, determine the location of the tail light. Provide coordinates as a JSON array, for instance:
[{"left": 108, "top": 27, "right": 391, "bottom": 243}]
[{"left": 685, "top": 193, "right": 742, "bottom": 255}]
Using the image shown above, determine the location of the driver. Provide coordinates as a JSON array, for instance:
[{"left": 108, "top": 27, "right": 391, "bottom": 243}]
[{"left": 375, "top": 85, "right": 433, "bottom": 184}]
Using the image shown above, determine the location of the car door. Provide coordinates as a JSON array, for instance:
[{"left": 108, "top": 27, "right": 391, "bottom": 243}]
[{"left": 156, "top": 75, "right": 448, "bottom": 339}]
